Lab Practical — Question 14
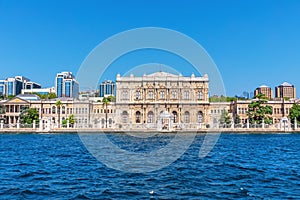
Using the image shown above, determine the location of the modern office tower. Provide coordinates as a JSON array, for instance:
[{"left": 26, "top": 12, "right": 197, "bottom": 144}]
[
  {"left": 0, "top": 80, "right": 7, "bottom": 97},
  {"left": 99, "top": 80, "right": 116, "bottom": 97},
  {"left": 254, "top": 85, "right": 273, "bottom": 99},
  {"left": 55, "top": 72, "right": 79, "bottom": 98},
  {"left": 4, "top": 76, "right": 39, "bottom": 96},
  {"left": 275, "top": 82, "right": 296, "bottom": 99}
]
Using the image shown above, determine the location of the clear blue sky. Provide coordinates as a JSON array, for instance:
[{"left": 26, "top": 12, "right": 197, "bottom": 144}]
[{"left": 1, "top": 0, "right": 300, "bottom": 96}]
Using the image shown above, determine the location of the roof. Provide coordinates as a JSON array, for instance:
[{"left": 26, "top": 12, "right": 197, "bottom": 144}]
[
  {"left": 146, "top": 71, "right": 178, "bottom": 77},
  {"left": 259, "top": 85, "right": 270, "bottom": 88},
  {"left": 280, "top": 82, "right": 293, "bottom": 87},
  {"left": 17, "top": 94, "right": 40, "bottom": 101}
]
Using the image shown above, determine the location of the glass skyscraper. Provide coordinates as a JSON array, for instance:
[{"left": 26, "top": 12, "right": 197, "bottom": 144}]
[
  {"left": 55, "top": 72, "right": 79, "bottom": 99},
  {"left": 0, "top": 76, "right": 40, "bottom": 97},
  {"left": 99, "top": 80, "right": 115, "bottom": 97}
]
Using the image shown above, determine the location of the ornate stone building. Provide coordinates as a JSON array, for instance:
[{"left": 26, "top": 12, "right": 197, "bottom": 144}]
[{"left": 115, "top": 72, "right": 210, "bottom": 130}]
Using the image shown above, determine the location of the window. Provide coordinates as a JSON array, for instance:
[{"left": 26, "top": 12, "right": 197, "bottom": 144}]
[
  {"left": 171, "top": 90, "right": 177, "bottom": 99},
  {"left": 62, "top": 106, "right": 66, "bottom": 114},
  {"left": 198, "top": 111, "right": 203, "bottom": 123},
  {"left": 184, "top": 91, "right": 190, "bottom": 100},
  {"left": 52, "top": 106, "right": 56, "bottom": 114},
  {"left": 172, "top": 111, "right": 178, "bottom": 123},
  {"left": 198, "top": 90, "right": 203, "bottom": 100},
  {"left": 136, "top": 111, "right": 141, "bottom": 123},
  {"left": 148, "top": 111, "right": 154, "bottom": 123},
  {"left": 122, "top": 111, "right": 128, "bottom": 123},
  {"left": 184, "top": 111, "right": 190, "bottom": 123},
  {"left": 122, "top": 90, "right": 129, "bottom": 100},
  {"left": 148, "top": 90, "right": 154, "bottom": 99},
  {"left": 160, "top": 91, "right": 165, "bottom": 99},
  {"left": 136, "top": 90, "right": 141, "bottom": 100}
]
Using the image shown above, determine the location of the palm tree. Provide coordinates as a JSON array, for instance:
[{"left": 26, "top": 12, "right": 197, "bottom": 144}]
[
  {"left": 102, "top": 96, "right": 115, "bottom": 128},
  {"left": 56, "top": 100, "right": 62, "bottom": 128},
  {"left": 102, "top": 97, "right": 110, "bottom": 128}
]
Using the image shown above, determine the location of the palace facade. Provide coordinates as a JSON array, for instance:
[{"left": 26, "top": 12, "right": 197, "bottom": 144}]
[{"left": 115, "top": 72, "right": 210, "bottom": 130}]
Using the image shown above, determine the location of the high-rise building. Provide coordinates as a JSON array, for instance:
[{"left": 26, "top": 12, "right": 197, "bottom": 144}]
[
  {"left": 55, "top": 72, "right": 79, "bottom": 98},
  {"left": 99, "top": 80, "right": 115, "bottom": 97},
  {"left": 0, "top": 80, "right": 6, "bottom": 97},
  {"left": 254, "top": 85, "right": 273, "bottom": 99},
  {"left": 275, "top": 82, "right": 296, "bottom": 99},
  {"left": 1, "top": 76, "right": 40, "bottom": 97}
]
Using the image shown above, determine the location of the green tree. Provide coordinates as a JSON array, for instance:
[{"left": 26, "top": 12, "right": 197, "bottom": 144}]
[
  {"left": 289, "top": 104, "right": 300, "bottom": 124},
  {"left": 219, "top": 110, "right": 231, "bottom": 127},
  {"left": 20, "top": 108, "right": 39, "bottom": 124},
  {"left": 248, "top": 94, "right": 273, "bottom": 124},
  {"left": 48, "top": 93, "right": 57, "bottom": 99},
  {"left": 0, "top": 105, "right": 5, "bottom": 114},
  {"left": 234, "top": 114, "right": 241, "bottom": 125},
  {"left": 56, "top": 100, "right": 62, "bottom": 128},
  {"left": 7, "top": 95, "right": 15, "bottom": 100},
  {"left": 68, "top": 114, "right": 76, "bottom": 125}
]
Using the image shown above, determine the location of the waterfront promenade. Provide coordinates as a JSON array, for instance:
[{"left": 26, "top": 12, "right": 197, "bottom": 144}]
[{"left": 1, "top": 126, "right": 299, "bottom": 134}]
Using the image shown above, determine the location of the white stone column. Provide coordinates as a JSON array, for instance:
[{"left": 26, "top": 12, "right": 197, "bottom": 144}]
[
  {"left": 67, "top": 119, "right": 70, "bottom": 129},
  {"left": 0, "top": 121, "right": 3, "bottom": 129},
  {"left": 39, "top": 120, "right": 43, "bottom": 131},
  {"left": 262, "top": 119, "right": 265, "bottom": 129},
  {"left": 33, "top": 120, "right": 36, "bottom": 129},
  {"left": 295, "top": 117, "right": 297, "bottom": 130},
  {"left": 247, "top": 119, "right": 250, "bottom": 129},
  {"left": 17, "top": 120, "right": 20, "bottom": 129}
]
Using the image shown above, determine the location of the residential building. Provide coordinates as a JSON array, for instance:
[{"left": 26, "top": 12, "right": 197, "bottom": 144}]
[
  {"left": 275, "top": 82, "right": 296, "bottom": 99},
  {"left": 55, "top": 72, "right": 79, "bottom": 99},
  {"left": 254, "top": 85, "right": 273, "bottom": 99},
  {"left": 99, "top": 80, "right": 115, "bottom": 97}
]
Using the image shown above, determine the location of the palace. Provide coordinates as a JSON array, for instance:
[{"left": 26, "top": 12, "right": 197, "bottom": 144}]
[{"left": 115, "top": 72, "right": 210, "bottom": 130}]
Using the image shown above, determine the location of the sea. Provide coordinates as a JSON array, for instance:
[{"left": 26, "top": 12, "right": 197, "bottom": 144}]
[{"left": 0, "top": 133, "right": 299, "bottom": 199}]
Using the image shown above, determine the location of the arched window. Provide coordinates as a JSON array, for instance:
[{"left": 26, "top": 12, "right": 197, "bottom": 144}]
[
  {"left": 171, "top": 90, "right": 177, "bottom": 99},
  {"left": 52, "top": 106, "right": 56, "bottom": 114},
  {"left": 62, "top": 106, "right": 66, "bottom": 114},
  {"left": 184, "top": 111, "right": 190, "bottom": 123},
  {"left": 160, "top": 90, "right": 165, "bottom": 99},
  {"left": 198, "top": 111, "right": 203, "bottom": 123},
  {"left": 148, "top": 90, "right": 154, "bottom": 99},
  {"left": 122, "top": 111, "right": 128, "bottom": 123},
  {"left": 148, "top": 111, "right": 154, "bottom": 123},
  {"left": 101, "top": 118, "right": 105, "bottom": 128},
  {"left": 172, "top": 111, "right": 178, "bottom": 123},
  {"left": 198, "top": 90, "right": 203, "bottom": 100},
  {"left": 122, "top": 90, "right": 129, "bottom": 100},
  {"left": 135, "top": 111, "right": 141, "bottom": 123},
  {"left": 184, "top": 91, "right": 190, "bottom": 100},
  {"left": 136, "top": 90, "right": 141, "bottom": 100}
]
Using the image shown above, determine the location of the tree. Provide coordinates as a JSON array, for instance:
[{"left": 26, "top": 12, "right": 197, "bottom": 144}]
[
  {"left": 289, "top": 104, "right": 300, "bottom": 124},
  {"left": 219, "top": 110, "right": 231, "bottom": 127},
  {"left": 248, "top": 94, "right": 273, "bottom": 124},
  {"left": 56, "top": 100, "right": 62, "bottom": 128},
  {"left": 68, "top": 114, "right": 76, "bottom": 125},
  {"left": 20, "top": 108, "right": 39, "bottom": 124},
  {"left": 102, "top": 96, "right": 114, "bottom": 128},
  {"left": 234, "top": 114, "right": 241, "bottom": 125},
  {"left": 48, "top": 93, "right": 57, "bottom": 99}
]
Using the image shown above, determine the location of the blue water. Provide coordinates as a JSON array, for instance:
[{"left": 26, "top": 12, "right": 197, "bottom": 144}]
[{"left": 0, "top": 133, "right": 300, "bottom": 199}]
